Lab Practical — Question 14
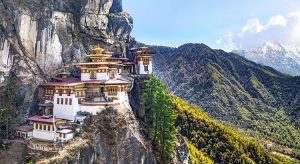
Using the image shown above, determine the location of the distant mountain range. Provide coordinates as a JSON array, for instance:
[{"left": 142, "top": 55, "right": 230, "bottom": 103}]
[
  {"left": 234, "top": 41, "right": 300, "bottom": 76},
  {"left": 151, "top": 43, "right": 300, "bottom": 149}
]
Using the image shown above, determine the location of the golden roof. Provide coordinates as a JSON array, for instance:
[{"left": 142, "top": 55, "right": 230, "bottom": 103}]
[
  {"left": 75, "top": 62, "right": 123, "bottom": 66},
  {"left": 91, "top": 46, "right": 113, "bottom": 56}
]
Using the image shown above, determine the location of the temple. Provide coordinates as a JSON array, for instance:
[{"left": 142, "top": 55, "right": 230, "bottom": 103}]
[
  {"left": 16, "top": 46, "right": 153, "bottom": 150},
  {"left": 131, "top": 47, "right": 154, "bottom": 75}
]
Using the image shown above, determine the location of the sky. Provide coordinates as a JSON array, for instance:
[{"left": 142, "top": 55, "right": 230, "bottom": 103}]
[{"left": 123, "top": 0, "right": 300, "bottom": 51}]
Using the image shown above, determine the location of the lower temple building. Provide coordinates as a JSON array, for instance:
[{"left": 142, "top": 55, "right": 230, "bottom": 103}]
[{"left": 15, "top": 46, "right": 153, "bottom": 151}]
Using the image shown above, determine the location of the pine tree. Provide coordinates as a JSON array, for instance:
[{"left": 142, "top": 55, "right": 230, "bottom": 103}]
[
  {"left": 0, "top": 72, "right": 23, "bottom": 140},
  {"left": 144, "top": 74, "right": 178, "bottom": 160}
]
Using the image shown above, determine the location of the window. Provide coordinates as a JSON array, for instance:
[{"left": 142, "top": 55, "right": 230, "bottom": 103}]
[
  {"left": 90, "top": 71, "right": 96, "bottom": 79},
  {"left": 39, "top": 124, "right": 42, "bottom": 130},
  {"left": 69, "top": 98, "right": 72, "bottom": 105},
  {"left": 63, "top": 134, "right": 66, "bottom": 138},
  {"left": 65, "top": 98, "right": 68, "bottom": 105},
  {"left": 108, "top": 87, "right": 117, "bottom": 95},
  {"left": 48, "top": 125, "right": 50, "bottom": 131},
  {"left": 144, "top": 65, "right": 149, "bottom": 71},
  {"left": 52, "top": 126, "right": 54, "bottom": 131},
  {"left": 43, "top": 125, "right": 46, "bottom": 131},
  {"left": 61, "top": 98, "right": 63, "bottom": 104},
  {"left": 35, "top": 123, "right": 38, "bottom": 129},
  {"left": 57, "top": 98, "right": 60, "bottom": 104}
]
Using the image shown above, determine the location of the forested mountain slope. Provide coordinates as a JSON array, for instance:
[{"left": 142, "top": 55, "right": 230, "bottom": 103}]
[
  {"left": 173, "top": 96, "right": 295, "bottom": 163},
  {"left": 152, "top": 44, "right": 300, "bottom": 148}
]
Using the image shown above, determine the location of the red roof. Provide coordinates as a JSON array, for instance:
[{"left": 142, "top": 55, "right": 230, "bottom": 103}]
[
  {"left": 16, "top": 125, "right": 34, "bottom": 132},
  {"left": 82, "top": 80, "right": 105, "bottom": 84},
  {"left": 28, "top": 115, "right": 63, "bottom": 124},
  {"left": 52, "top": 77, "right": 80, "bottom": 82},
  {"left": 40, "top": 81, "right": 82, "bottom": 87},
  {"left": 40, "top": 79, "right": 130, "bottom": 87}
]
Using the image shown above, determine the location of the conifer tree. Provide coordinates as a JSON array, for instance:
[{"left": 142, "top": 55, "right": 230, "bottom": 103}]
[
  {"left": 0, "top": 72, "right": 23, "bottom": 140},
  {"left": 144, "top": 74, "right": 177, "bottom": 160}
]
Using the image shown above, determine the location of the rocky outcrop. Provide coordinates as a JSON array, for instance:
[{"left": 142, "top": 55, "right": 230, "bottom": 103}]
[
  {"left": 0, "top": 0, "right": 133, "bottom": 81},
  {"left": 129, "top": 76, "right": 150, "bottom": 120},
  {"left": 0, "top": 0, "right": 133, "bottom": 114},
  {"left": 39, "top": 106, "right": 156, "bottom": 164}
]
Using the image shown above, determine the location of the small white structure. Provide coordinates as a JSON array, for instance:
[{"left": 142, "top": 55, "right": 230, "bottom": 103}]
[
  {"left": 57, "top": 129, "right": 74, "bottom": 142},
  {"left": 131, "top": 47, "right": 154, "bottom": 75},
  {"left": 28, "top": 115, "right": 64, "bottom": 141},
  {"left": 16, "top": 125, "right": 33, "bottom": 139}
]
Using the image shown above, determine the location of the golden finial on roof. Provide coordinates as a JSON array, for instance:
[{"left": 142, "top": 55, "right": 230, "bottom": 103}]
[{"left": 93, "top": 44, "right": 105, "bottom": 54}]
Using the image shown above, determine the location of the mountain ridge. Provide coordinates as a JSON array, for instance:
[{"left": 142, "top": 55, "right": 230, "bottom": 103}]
[
  {"left": 151, "top": 43, "right": 300, "bottom": 149},
  {"left": 235, "top": 41, "right": 300, "bottom": 76}
]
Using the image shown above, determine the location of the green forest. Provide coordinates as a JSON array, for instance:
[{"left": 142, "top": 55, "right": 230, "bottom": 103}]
[
  {"left": 173, "top": 96, "right": 296, "bottom": 163},
  {"left": 144, "top": 75, "right": 296, "bottom": 163},
  {"left": 0, "top": 72, "right": 23, "bottom": 139},
  {"left": 152, "top": 44, "right": 300, "bottom": 150},
  {"left": 144, "top": 75, "right": 178, "bottom": 161}
]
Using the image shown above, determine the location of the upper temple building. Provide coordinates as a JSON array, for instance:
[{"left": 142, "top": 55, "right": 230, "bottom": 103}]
[
  {"left": 16, "top": 46, "right": 153, "bottom": 148},
  {"left": 131, "top": 47, "right": 154, "bottom": 75}
]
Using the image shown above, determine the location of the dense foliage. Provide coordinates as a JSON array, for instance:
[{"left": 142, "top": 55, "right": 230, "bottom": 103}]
[
  {"left": 184, "top": 137, "right": 214, "bottom": 164},
  {"left": 0, "top": 72, "right": 23, "bottom": 138},
  {"left": 152, "top": 44, "right": 300, "bottom": 149},
  {"left": 173, "top": 97, "right": 295, "bottom": 164},
  {"left": 293, "top": 149, "right": 300, "bottom": 160},
  {"left": 144, "top": 75, "right": 178, "bottom": 160}
]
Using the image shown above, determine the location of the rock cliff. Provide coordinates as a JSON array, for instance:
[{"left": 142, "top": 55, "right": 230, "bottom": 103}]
[
  {"left": 38, "top": 106, "right": 156, "bottom": 164},
  {"left": 0, "top": 0, "right": 133, "bottom": 112}
]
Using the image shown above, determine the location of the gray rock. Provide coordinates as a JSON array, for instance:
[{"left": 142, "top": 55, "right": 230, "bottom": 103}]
[{"left": 0, "top": 0, "right": 134, "bottom": 114}]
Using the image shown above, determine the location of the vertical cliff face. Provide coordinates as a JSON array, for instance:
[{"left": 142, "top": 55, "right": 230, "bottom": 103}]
[
  {"left": 0, "top": 0, "right": 133, "bottom": 82},
  {"left": 0, "top": 0, "right": 133, "bottom": 113}
]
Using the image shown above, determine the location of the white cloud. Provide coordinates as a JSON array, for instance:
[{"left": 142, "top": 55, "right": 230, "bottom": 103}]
[
  {"left": 266, "top": 15, "right": 287, "bottom": 28},
  {"left": 216, "top": 38, "right": 222, "bottom": 44},
  {"left": 288, "top": 10, "right": 300, "bottom": 18},
  {"left": 217, "top": 10, "right": 300, "bottom": 51},
  {"left": 242, "top": 18, "right": 264, "bottom": 34},
  {"left": 216, "top": 32, "right": 236, "bottom": 51}
]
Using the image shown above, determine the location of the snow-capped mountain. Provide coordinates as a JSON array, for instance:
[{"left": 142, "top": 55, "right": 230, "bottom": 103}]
[{"left": 234, "top": 41, "right": 300, "bottom": 76}]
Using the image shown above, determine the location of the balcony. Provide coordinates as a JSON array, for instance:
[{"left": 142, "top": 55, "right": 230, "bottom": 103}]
[{"left": 81, "top": 98, "right": 119, "bottom": 107}]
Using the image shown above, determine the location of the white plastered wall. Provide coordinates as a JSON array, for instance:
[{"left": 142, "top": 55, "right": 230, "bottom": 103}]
[{"left": 53, "top": 93, "right": 80, "bottom": 121}]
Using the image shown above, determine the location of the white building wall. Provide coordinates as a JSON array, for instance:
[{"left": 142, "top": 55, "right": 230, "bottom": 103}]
[
  {"left": 45, "top": 100, "right": 53, "bottom": 104},
  {"left": 138, "top": 61, "right": 153, "bottom": 74},
  {"left": 117, "top": 92, "right": 126, "bottom": 102},
  {"left": 33, "top": 130, "right": 56, "bottom": 141},
  {"left": 58, "top": 133, "right": 74, "bottom": 142},
  {"left": 148, "top": 61, "right": 153, "bottom": 74},
  {"left": 81, "top": 73, "right": 90, "bottom": 81},
  {"left": 80, "top": 105, "right": 106, "bottom": 115},
  {"left": 96, "top": 72, "right": 109, "bottom": 80},
  {"left": 53, "top": 93, "right": 80, "bottom": 121},
  {"left": 116, "top": 68, "right": 122, "bottom": 79},
  {"left": 28, "top": 132, "right": 33, "bottom": 138}
]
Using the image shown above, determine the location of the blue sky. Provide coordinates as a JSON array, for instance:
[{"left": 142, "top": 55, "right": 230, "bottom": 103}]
[{"left": 123, "top": 0, "right": 300, "bottom": 50}]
